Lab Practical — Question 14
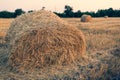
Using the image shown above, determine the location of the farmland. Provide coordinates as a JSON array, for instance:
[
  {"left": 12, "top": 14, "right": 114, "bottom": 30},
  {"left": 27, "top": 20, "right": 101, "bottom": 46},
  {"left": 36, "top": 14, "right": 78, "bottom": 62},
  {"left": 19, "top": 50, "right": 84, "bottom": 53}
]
[
  {"left": 0, "top": 18, "right": 120, "bottom": 79},
  {"left": 0, "top": 18, "right": 14, "bottom": 37}
]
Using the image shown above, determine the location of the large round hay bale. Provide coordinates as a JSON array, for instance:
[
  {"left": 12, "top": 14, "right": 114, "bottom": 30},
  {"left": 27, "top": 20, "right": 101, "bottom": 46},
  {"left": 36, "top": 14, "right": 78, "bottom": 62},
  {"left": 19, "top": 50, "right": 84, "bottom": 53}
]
[
  {"left": 81, "top": 14, "right": 92, "bottom": 22},
  {"left": 5, "top": 10, "right": 67, "bottom": 45},
  {"left": 6, "top": 10, "right": 86, "bottom": 71}
]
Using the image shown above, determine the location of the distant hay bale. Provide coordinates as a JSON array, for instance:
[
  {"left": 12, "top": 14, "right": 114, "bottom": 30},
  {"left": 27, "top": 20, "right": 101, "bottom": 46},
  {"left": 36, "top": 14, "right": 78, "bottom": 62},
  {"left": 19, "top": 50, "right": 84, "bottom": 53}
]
[
  {"left": 81, "top": 14, "right": 92, "bottom": 22},
  {"left": 6, "top": 10, "right": 86, "bottom": 71},
  {"left": 104, "top": 16, "right": 108, "bottom": 18}
]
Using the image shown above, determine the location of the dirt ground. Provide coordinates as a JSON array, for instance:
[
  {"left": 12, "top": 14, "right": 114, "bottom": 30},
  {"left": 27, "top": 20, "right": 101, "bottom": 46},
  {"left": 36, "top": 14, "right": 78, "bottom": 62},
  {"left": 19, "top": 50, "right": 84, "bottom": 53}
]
[{"left": 0, "top": 18, "right": 120, "bottom": 80}]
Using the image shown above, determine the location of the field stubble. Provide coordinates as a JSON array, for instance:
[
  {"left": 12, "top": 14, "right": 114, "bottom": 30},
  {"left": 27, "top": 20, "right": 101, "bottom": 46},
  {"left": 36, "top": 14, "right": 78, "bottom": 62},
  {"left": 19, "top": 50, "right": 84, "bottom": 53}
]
[{"left": 0, "top": 18, "right": 120, "bottom": 79}]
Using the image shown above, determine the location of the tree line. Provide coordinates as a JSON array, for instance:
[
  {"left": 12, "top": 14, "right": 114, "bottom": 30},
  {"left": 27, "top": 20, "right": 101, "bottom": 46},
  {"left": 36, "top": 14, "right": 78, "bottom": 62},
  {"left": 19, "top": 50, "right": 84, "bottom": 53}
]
[
  {"left": 55, "top": 5, "right": 120, "bottom": 17},
  {"left": 0, "top": 5, "right": 120, "bottom": 18},
  {"left": 0, "top": 9, "right": 25, "bottom": 18}
]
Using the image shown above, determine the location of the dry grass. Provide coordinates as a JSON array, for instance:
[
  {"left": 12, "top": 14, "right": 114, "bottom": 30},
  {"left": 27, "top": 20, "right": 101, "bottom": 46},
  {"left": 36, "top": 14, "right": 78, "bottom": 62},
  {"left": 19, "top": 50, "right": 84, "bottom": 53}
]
[
  {"left": 64, "top": 18, "right": 120, "bottom": 52},
  {"left": 0, "top": 17, "right": 120, "bottom": 79},
  {"left": 63, "top": 17, "right": 120, "bottom": 79},
  {"left": 0, "top": 18, "right": 13, "bottom": 38}
]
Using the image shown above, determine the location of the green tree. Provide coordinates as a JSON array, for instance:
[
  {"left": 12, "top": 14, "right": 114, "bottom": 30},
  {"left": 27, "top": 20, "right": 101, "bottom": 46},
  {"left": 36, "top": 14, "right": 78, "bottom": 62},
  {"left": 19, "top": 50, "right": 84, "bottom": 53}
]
[
  {"left": 107, "top": 8, "right": 114, "bottom": 17},
  {"left": 74, "top": 10, "right": 82, "bottom": 17},
  {"left": 64, "top": 5, "right": 74, "bottom": 17},
  {"left": 14, "top": 9, "right": 25, "bottom": 17},
  {"left": 0, "top": 11, "right": 14, "bottom": 18},
  {"left": 96, "top": 10, "right": 106, "bottom": 17}
]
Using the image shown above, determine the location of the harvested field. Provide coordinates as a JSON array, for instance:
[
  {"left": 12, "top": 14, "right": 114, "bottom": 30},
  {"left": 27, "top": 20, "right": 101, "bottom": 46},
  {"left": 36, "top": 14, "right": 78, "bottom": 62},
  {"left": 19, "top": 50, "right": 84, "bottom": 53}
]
[
  {"left": 0, "top": 17, "right": 120, "bottom": 79},
  {"left": 0, "top": 18, "right": 13, "bottom": 38}
]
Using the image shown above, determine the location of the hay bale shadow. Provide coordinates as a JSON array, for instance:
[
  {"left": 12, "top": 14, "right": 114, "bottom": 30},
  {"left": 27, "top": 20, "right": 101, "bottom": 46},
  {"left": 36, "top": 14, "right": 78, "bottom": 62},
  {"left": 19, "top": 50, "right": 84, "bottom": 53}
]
[{"left": 110, "top": 48, "right": 120, "bottom": 57}]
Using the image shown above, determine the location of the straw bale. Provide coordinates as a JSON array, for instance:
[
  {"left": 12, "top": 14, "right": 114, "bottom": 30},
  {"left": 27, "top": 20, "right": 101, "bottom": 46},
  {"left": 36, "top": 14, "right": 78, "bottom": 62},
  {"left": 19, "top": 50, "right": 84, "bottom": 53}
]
[
  {"left": 6, "top": 10, "right": 86, "bottom": 71},
  {"left": 81, "top": 14, "right": 92, "bottom": 22},
  {"left": 104, "top": 16, "right": 108, "bottom": 18},
  {"left": 5, "top": 10, "right": 67, "bottom": 45}
]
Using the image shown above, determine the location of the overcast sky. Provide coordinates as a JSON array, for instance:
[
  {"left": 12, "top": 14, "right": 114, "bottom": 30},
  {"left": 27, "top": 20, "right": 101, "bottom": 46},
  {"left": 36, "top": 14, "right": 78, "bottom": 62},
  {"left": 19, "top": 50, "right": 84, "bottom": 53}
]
[{"left": 0, "top": 0, "right": 120, "bottom": 12}]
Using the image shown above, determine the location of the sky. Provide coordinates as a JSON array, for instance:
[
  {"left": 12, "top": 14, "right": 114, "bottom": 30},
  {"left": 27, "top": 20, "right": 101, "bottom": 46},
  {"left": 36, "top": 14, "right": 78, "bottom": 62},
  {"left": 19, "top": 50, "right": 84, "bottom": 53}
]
[{"left": 0, "top": 0, "right": 120, "bottom": 12}]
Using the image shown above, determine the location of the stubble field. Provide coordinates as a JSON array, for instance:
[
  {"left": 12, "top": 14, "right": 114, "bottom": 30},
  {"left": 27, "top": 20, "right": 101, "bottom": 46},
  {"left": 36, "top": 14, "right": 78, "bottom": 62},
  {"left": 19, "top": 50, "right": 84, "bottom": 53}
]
[{"left": 0, "top": 17, "right": 120, "bottom": 80}]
